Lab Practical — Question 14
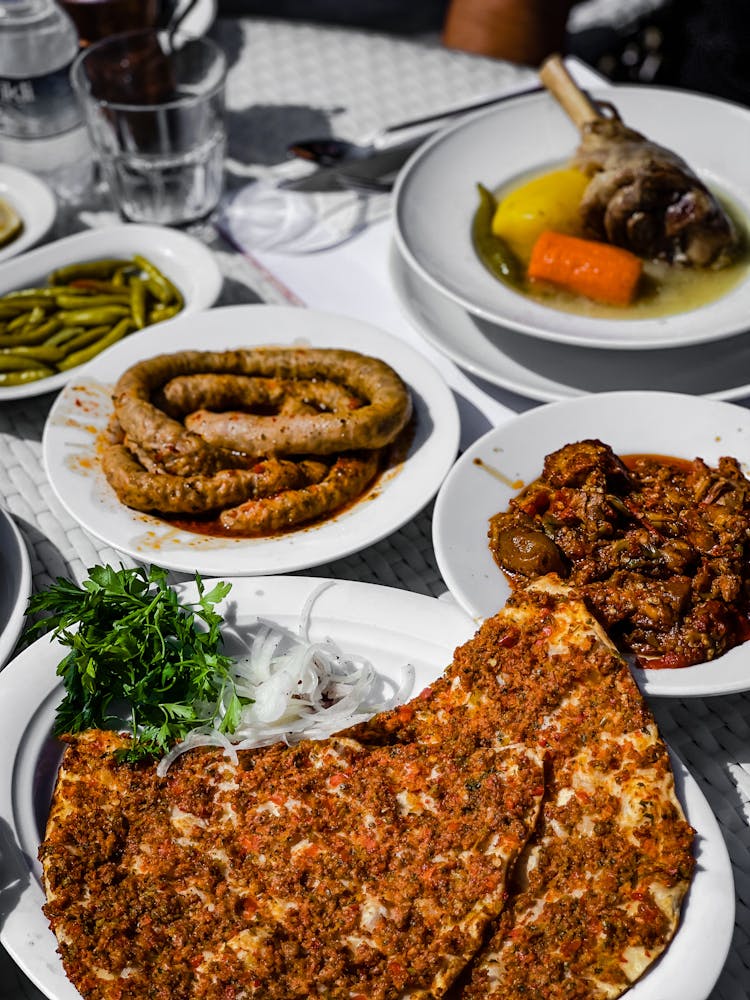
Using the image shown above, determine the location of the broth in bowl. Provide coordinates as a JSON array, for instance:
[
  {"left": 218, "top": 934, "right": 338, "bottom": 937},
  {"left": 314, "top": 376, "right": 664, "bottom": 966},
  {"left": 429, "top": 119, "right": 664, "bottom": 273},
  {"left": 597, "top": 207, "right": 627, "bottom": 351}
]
[{"left": 472, "top": 164, "right": 750, "bottom": 320}]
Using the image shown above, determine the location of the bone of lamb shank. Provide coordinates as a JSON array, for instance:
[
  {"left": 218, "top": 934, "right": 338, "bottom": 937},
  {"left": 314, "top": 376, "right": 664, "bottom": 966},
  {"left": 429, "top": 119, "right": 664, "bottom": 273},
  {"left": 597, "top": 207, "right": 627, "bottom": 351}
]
[{"left": 539, "top": 55, "right": 738, "bottom": 267}]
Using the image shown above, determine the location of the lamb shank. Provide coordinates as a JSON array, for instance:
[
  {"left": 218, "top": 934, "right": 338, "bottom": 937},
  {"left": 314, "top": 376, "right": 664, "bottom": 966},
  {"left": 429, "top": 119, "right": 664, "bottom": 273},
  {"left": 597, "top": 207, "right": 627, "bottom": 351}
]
[{"left": 539, "top": 55, "right": 738, "bottom": 268}]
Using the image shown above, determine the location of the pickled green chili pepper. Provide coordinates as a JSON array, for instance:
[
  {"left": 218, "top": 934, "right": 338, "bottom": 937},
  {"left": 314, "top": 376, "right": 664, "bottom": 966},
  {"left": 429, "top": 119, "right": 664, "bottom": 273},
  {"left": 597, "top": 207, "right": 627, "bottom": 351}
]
[
  {"left": 7, "top": 307, "right": 44, "bottom": 331},
  {"left": 58, "top": 305, "right": 131, "bottom": 326},
  {"left": 148, "top": 303, "right": 182, "bottom": 324},
  {"left": 0, "top": 353, "right": 56, "bottom": 372},
  {"left": 48, "top": 259, "right": 131, "bottom": 284},
  {"left": 133, "top": 254, "right": 179, "bottom": 304},
  {"left": 472, "top": 183, "right": 523, "bottom": 286},
  {"left": 58, "top": 317, "right": 135, "bottom": 370},
  {"left": 0, "top": 367, "right": 54, "bottom": 386},
  {"left": 129, "top": 275, "right": 147, "bottom": 329},
  {"left": 5, "top": 286, "right": 70, "bottom": 299},
  {"left": 54, "top": 293, "right": 131, "bottom": 309},
  {"left": 0, "top": 343, "right": 64, "bottom": 363},
  {"left": 0, "top": 297, "right": 54, "bottom": 316},
  {"left": 0, "top": 252, "right": 186, "bottom": 388},
  {"left": 45, "top": 325, "right": 87, "bottom": 347},
  {"left": 0, "top": 318, "right": 62, "bottom": 346},
  {"left": 58, "top": 325, "right": 111, "bottom": 355},
  {"left": 111, "top": 266, "right": 130, "bottom": 288}
]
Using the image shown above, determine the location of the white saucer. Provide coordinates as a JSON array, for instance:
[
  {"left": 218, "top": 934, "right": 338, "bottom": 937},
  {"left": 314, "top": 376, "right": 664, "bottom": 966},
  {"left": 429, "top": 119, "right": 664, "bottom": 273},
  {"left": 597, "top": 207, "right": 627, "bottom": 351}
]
[
  {"left": 0, "top": 164, "right": 56, "bottom": 263},
  {"left": 391, "top": 242, "right": 750, "bottom": 403}
]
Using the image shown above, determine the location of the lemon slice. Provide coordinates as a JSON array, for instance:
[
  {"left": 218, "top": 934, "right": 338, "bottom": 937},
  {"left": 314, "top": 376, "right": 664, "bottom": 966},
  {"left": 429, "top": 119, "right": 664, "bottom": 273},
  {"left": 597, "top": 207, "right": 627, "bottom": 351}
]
[{"left": 0, "top": 195, "right": 23, "bottom": 248}]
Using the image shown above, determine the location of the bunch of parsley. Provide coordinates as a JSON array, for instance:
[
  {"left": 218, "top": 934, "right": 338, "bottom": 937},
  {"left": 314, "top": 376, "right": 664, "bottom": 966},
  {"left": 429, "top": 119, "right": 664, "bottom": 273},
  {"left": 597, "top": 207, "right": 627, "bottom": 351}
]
[{"left": 25, "top": 564, "right": 248, "bottom": 763}]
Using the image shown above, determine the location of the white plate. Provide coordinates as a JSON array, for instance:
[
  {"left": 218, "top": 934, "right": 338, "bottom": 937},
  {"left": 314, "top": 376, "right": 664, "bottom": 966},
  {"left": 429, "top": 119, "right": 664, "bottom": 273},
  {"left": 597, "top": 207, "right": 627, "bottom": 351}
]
[
  {"left": 0, "top": 164, "right": 56, "bottom": 264},
  {"left": 0, "top": 506, "right": 31, "bottom": 670},
  {"left": 433, "top": 391, "right": 750, "bottom": 698},
  {"left": 391, "top": 242, "right": 750, "bottom": 403},
  {"left": 0, "top": 574, "right": 734, "bottom": 1000},
  {"left": 394, "top": 85, "right": 750, "bottom": 351},
  {"left": 42, "top": 304, "right": 460, "bottom": 576},
  {"left": 0, "top": 223, "right": 223, "bottom": 401}
]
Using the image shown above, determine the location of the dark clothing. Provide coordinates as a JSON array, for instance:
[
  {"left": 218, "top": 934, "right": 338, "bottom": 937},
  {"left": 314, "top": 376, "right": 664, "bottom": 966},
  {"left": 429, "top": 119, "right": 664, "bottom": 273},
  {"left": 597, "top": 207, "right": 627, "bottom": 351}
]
[
  {"left": 215, "top": 1, "right": 449, "bottom": 34},
  {"left": 659, "top": 0, "right": 750, "bottom": 105},
  {"left": 568, "top": 0, "right": 750, "bottom": 107}
]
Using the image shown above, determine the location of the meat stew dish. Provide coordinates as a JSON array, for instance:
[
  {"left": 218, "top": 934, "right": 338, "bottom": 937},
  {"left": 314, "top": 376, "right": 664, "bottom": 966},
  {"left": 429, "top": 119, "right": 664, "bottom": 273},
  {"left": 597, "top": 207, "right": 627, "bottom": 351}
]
[
  {"left": 473, "top": 171, "right": 749, "bottom": 319},
  {"left": 488, "top": 440, "right": 750, "bottom": 668},
  {"left": 472, "top": 56, "right": 749, "bottom": 317}
]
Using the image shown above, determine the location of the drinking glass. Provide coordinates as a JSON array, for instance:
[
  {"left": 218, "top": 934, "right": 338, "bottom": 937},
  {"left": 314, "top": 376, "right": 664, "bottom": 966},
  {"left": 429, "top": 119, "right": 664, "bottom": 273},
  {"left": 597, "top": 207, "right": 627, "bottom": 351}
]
[{"left": 70, "top": 30, "right": 227, "bottom": 226}]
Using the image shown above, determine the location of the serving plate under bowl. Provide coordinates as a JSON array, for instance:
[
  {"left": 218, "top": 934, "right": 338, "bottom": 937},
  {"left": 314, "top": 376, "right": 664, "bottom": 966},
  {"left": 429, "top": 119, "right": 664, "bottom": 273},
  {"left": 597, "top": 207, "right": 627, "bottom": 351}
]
[
  {"left": 0, "top": 505, "right": 31, "bottom": 671},
  {"left": 42, "top": 304, "right": 460, "bottom": 577},
  {"left": 391, "top": 241, "right": 750, "bottom": 403},
  {"left": 0, "top": 223, "right": 223, "bottom": 401},
  {"left": 0, "top": 574, "right": 735, "bottom": 1000},
  {"left": 394, "top": 84, "right": 750, "bottom": 351},
  {"left": 433, "top": 390, "right": 750, "bottom": 698}
]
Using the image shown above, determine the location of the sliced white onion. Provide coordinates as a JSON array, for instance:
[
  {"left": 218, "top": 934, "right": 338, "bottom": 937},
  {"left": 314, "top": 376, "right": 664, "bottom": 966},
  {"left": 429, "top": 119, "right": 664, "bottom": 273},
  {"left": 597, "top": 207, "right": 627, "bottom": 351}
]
[{"left": 159, "top": 582, "right": 414, "bottom": 772}]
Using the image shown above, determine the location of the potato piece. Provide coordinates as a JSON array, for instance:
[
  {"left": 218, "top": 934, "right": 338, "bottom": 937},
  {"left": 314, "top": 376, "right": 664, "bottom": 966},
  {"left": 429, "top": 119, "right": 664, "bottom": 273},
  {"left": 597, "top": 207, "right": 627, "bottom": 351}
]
[{"left": 491, "top": 167, "right": 589, "bottom": 263}]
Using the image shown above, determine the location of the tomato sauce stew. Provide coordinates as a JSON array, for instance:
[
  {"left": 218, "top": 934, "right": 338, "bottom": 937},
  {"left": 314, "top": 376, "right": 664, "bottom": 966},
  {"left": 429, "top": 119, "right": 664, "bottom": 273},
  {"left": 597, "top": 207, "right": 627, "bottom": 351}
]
[{"left": 488, "top": 439, "right": 750, "bottom": 668}]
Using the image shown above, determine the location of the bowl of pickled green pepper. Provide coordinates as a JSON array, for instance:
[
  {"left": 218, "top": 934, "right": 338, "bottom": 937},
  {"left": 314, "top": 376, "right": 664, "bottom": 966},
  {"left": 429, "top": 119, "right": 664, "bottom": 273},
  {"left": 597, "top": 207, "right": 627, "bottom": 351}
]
[{"left": 0, "top": 254, "right": 186, "bottom": 389}]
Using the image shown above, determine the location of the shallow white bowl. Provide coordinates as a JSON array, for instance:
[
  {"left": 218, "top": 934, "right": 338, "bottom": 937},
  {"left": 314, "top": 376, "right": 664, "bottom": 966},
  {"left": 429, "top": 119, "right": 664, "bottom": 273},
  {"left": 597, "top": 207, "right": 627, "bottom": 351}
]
[
  {"left": 0, "top": 223, "right": 223, "bottom": 400},
  {"left": 0, "top": 505, "right": 31, "bottom": 671},
  {"left": 433, "top": 391, "right": 750, "bottom": 698},
  {"left": 0, "top": 163, "right": 56, "bottom": 264},
  {"left": 394, "top": 85, "right": 750, "bottom": 351}
]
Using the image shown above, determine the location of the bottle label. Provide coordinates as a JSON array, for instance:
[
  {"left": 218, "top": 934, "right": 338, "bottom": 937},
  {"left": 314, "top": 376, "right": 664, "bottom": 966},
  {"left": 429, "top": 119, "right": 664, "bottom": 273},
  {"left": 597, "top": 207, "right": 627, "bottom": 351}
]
[{"left": 0, "top": 65, "right": 82, "bottom": 139}]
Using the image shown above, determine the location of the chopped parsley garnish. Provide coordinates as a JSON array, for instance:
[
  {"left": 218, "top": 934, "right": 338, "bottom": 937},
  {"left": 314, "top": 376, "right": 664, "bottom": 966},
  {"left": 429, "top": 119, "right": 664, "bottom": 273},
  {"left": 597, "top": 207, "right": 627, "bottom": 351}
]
[{"left": 25, "top": 564, "right": 248, "bottom": 763}]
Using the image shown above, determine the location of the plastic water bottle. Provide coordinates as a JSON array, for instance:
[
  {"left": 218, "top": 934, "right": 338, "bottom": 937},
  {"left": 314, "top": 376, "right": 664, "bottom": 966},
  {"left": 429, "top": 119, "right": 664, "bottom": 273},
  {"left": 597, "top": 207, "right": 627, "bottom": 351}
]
[{"left": 0, "top": 0, "right": 92, "bottom": 199}]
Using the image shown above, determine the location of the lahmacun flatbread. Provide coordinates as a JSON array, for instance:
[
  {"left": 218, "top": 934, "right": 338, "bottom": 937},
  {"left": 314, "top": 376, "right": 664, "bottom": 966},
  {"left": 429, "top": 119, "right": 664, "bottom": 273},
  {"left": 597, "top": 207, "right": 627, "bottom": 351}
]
[
  {"left": 351, "top": 577, "right": 695, "bottom": 999},
  {"left": 40, "top": 578, "right": 694, "bottom": 1000},
  {"left": 41, "top": 731, "right": 543, "bottom": 1000}
]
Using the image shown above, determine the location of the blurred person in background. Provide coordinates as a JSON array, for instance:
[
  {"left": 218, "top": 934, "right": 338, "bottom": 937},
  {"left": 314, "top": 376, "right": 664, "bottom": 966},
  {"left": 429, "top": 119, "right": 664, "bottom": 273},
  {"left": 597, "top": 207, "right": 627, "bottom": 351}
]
[{"left": 442, "top": 0, "right": 750, "bottom": 107}]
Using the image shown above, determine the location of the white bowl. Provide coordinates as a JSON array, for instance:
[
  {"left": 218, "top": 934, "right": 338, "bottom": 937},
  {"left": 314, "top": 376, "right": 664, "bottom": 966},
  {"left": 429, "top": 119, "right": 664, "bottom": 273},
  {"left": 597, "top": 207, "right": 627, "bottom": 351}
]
[
  {"left": 394, "top": 85, "right": 750, "bottom": 351},
  {"left": 433, "top": 390, "right": 750, "bottom": 698},
  {"left": 0, "top": 223, "right": 223, "bottom": 400},
  {"left": 0, "top": 164, "right": 56, "bottom": 264},
  {"left": 0, "top": 506, "right": 31, "bottom": 671}
]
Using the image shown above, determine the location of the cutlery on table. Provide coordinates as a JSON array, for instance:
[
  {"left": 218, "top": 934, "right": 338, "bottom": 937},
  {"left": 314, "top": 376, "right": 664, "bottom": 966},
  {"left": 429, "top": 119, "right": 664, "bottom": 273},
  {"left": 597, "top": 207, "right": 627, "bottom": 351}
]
[
  {"left": 334, "top": 172, "right": 394, "bottom": 195},
  {"left": 278, "top": 136, "right": 426, "bottom": 194},
  {"left": 287, "top": 83, "right": 545, "bottom": 168}
]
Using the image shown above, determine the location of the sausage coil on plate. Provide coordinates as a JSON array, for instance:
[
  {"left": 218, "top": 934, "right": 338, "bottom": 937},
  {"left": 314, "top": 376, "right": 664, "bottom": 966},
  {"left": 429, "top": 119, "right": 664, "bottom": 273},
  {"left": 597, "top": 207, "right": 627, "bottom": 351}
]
[
  {"left": 103, "top": 346, "right": 412, "bottom": 535},
  {"left": 102, "top": 446, "right": 329, "bottom": 516},
  {"left": 218, "top": 451, "right": 381, "bottom": 535},
  {"left": 113, "top": 348, "right": 412, "bottom": 469}
]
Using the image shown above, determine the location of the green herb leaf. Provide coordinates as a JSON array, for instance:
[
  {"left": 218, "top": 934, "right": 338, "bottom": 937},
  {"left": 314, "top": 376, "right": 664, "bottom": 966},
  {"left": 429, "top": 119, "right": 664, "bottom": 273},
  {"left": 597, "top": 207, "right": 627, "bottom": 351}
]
[{"left": 25, "top": 564, "right": 248, "bottom": 762}]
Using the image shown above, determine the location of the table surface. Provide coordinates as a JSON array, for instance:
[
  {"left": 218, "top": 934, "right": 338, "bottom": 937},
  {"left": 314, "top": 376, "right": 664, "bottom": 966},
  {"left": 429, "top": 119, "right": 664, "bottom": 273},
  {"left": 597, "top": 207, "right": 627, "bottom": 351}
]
[{"left": 2, "top": 15, "right": 749, "bottom": 1000}]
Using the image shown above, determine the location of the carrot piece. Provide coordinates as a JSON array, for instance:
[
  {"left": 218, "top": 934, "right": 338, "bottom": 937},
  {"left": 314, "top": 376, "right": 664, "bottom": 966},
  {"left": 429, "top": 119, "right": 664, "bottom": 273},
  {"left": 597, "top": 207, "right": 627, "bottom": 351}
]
[{"left": 527, "top": 230, "right": 643, "bottom": 306}]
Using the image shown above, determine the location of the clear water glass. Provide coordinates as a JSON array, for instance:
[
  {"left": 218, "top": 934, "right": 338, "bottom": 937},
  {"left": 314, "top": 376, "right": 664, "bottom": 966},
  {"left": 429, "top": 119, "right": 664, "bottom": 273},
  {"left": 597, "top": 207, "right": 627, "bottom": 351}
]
[{"left": 71, "top": 30, "right": 226, "bottom": 226}]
